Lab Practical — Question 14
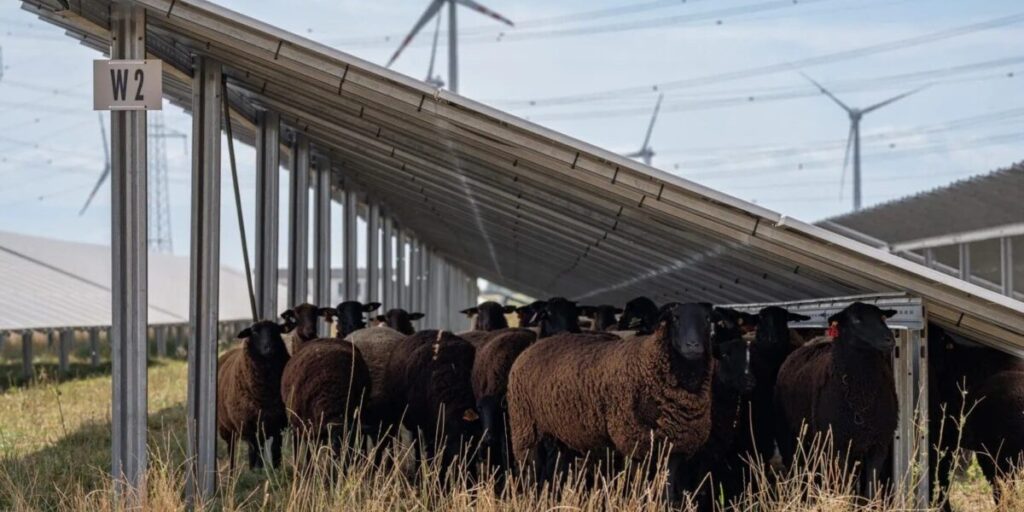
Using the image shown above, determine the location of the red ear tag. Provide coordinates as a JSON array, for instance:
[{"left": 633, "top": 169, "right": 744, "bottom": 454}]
[{"left": 826, "top": 321, "right": 839, "bottom": 339}]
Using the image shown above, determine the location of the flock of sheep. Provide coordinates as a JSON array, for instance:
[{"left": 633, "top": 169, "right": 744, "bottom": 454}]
[{"left": 215, "top": 296, "right": 1024, "bottom": 509}]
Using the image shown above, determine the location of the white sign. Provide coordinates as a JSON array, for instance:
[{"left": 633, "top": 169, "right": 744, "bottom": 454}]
[{"left": 93, "top": 59, "right": 162, "bottom": 111}]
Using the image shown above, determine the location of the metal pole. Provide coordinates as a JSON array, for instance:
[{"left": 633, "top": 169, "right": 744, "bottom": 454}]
[
  {"left": 367, "top": 201, "right": 380, "bottom": 305},
  {"left": 109, "top": 2, "right": 148, "bottom": 502},
  {"left": 90, "top": 327, "right": 100, "bottom": 367},
  {"left": 923, "top": 248, "right": 935, "bottom": 269},
  {"left": 343, "top": 185, "right": 358, "bottom": 301},
  {"left": 59, "top": 328, "right": 72, "bottom": 374},
  {"left": 254, "top": 110, "right": 280, "bottom": 320},
  {"left": 396, "top": 228, "right": 407, "bottom": 309},
  {"left": 313, "top": 155, "right": 332, "bottom": 336},
  {"left": 287, "top": 133, "right": 310, "bottom": 308},
  {"left": 958, "top": 243, "right": 971, "bottom": 282},
  {"left": 22, "top": 329, "right": 34, "bottom": 380},
  {"left": 1000, "top": 237, "right": 1014, "bottom": 297},
  {"left": 382, "top": 213, "right": 393, "bottom": 310},
  {"left": 892, "top": 327, "right": 929, "bottom": 507},
  {"left": 186, "top": 55, "right": 221, "bottom": 502},
  {"left": 448, "top": 0, "right": 458, "bottom": 93},
  {"left": 410, "top": 239, "right": 421, "bottom": 313},
  {"left": 156, "top": 325, "right": 167, "bottom": 358}
]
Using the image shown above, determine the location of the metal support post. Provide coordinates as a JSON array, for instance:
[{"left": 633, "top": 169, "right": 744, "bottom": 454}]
[
  {"left": 90, "top": 327, "right": 100, "bottom": 366},
  {"left": 343, "top": 185, "right": 358, "bottom": 301},
  {"left": 109, "top": 2, "right": 148, "bottom": 502},
  {"left": 22, "top": 330, "right": 34, "bottom": 380},
  {"left": 59, "top": 328, "right": 73, "bottom": 374},
  {"left": 382, "top": 214, "right": 393, "bottom": 310},
  {"left": 397, "top": 228, "right": 407, "bottom": 309},
  {"left": 1001, "top": 237, "right": 1014, "bottom": 297},
  {"left": 958, "top": 243, "right": 970, "bottom": 282},
  {"left": 156, "top": 325, "right": 167, "bottom": 358},
  {"left": 287, "top": 133, "right": 310, "bottom": 309},
  {"left": 367, "top": 202, "right": 380, "bottom": 305},
  {"left": 254, "top": 110, "right": 280, "bottom": 320},
  {"left": 892, "top": 327, "right": 929, "bottom": 507},
  {"left": 186, "top": 55, "right": 222, "bottom": 502},
  {"left": 313, "top": 155, "right": 332, "bottom": 336}
]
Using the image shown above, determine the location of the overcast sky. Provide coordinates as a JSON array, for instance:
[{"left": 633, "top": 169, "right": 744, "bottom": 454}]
[{"left": 0, "top": 0, "right": 1021, "bottom": 271}]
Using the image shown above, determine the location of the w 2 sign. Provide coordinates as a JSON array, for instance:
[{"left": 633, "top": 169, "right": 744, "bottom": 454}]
[{"left": 93, "top": 59, "right": 162, "bottom": 111}]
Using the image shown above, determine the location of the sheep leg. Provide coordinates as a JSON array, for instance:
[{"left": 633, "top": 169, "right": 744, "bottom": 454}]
[
  {"left": 271, "top": 431, "right": 283, "bottom": 469},
  {"left": 227, "top": 434, "right": 238, "bottom": 473},
  {"left": 859, "top": 447, "right": 890, "bottom": 500},
  {"left": 666, "top": 452, "right": 688, "bottom": 504}
]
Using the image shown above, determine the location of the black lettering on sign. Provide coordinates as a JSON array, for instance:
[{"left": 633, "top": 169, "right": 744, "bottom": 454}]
[
  {"left": 134, "top": 69, "right": 145, "bottom": 101},
  {"left": 110, "top": 68, "right": 129, "bottom": 101}
]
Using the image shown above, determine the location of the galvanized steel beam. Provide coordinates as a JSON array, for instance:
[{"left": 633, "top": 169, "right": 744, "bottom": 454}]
[
  {"left": 343, "top": 185, "right": 358, "bottom": 301},
  {"left": 382, "top": 213, "right": 393, "bottom": 310},
  {"left": 1001, "top": 237, "right": 1014, "bottom": 297},
  {"left": 108, "top": 2, "right": 148, "bottom": 502},
  {"left": 313, "top": 155, "right": 332, "bottom": 336},
  {"left": 287, "top": 133, "right": 310, "bottom": 308},
  {"left": 367, "top": 201, "right": 380, "bottom": 305},
  {"left": 186, "top": 55, "right": 222, "bottom": 502},
  {"left": 254, "top": 109, "right": 280, "bottom": 321},
  {"left": 22, "top": 330, "right": 34, "bottom": 380}
]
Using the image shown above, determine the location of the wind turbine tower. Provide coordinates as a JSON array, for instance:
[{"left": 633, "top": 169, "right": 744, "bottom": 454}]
[
  {"left": 626, "top": 93, "right": 664, "bottom": 166},
  {"left": 388, "top": 0, "right": 514, "bottom": 93},
  {"left": 802, "top": 74, "right": 924, "bottom": 211},
  {"left": 148, "top": 112, "right": 186, "bottom": 253}
]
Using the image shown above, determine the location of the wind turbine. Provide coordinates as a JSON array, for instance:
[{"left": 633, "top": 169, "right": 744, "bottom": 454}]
[
  {"left": 424, "top": 14, "right": 445, "bottom": 88},
  {"left": 387, "top": 0, "right": 514, "bottom": 94},
  {"left": 79, "top": 113, "right": 110, "bottom": 215},
  {"left": 626, "top": 93, "right": 663, "bottom": 166},
  {"left": 802, "top": 73, "right": 924, "bottom": 211}
]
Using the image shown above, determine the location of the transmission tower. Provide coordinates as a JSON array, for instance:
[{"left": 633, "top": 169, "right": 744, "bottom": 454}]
[{"left": 147, "top": 113, "right": 186, "bottom": 253}]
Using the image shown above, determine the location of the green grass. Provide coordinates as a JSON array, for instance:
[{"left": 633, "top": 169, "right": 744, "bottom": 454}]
[{"left": 0, "top": 358, "right": 1016, "bottom": 511}]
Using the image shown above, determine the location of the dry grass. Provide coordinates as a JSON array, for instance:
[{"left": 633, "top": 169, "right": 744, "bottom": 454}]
[{"left": 0, "top": 359, "right": 1018, "bottom": 511}]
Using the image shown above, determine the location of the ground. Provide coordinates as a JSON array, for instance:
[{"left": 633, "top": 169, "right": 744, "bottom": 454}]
[{"left": 0, "top": 356, "right": 1013, "bottom": 511}]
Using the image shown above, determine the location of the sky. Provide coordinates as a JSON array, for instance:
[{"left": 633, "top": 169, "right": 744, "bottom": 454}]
[{"left": 0, "top": 0, "right": 1022, "bottom": 272}]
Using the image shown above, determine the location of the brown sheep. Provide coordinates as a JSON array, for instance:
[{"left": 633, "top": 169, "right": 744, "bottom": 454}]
[
  {"left": 373, "top": 308, "right": 424, "bottom": 335},
  {"left": 507, "top": 303, "right": 716, "bottom": 497},
  {"left": 217, "top": 320, "right": 291, "bottom": 470},
  {"left": 280, "top": 303, "right": 332, "bottom": 353},
  {"left": 470, "top": 328, "right": 538, "bottom": 468},
  {"left": 774, "top": 302, "right": 897, "bottom": 498},
  {"left": 383, "top": 330, "right": 481, "bottom": 475},
  {"left": 579, "top": 304, "right": 623, "bottom": 332},
  {"left": 461, "top": 301, "right": 517, "bottom": 331},
  {"left": 279, "top": 337, "right": 371, "bottom": 461},
  {"left": 344, "top": 326, "right": 407, "bottom": 428},
  {"left": 928, "top": 325, "right": 1024, "bottom": 510}
]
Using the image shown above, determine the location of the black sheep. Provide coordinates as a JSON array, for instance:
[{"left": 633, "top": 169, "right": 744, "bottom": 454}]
[
  {"left": 461, "top": 301, "right": 516, "bottom": 331},
  {"left": 535, "top": 297, "right": 583, "bottom": 338},
  {"left": 515, "top": 300, "right": 548, "bottom": 328},
  {"left": 928, "top": 325, "right": 1024, "bottom": 510},
  {"left": 383, "top": 330, "right": 481, "bottom": 473},
  {"left": 774, "top": 302, "right": 897, "bottom": 498},
  {"left": 616, "top": 296, "right": 659, "bottom": 334},
  {"left": 217, "top": 320, "right": 292, "bottom": 470},
  {"left": 325, "top": 300, "right": 382, "bottom": 338},
  {"left": 739, "top": 306, "right": 809, "bottom": 464},
  {"left": 579, "top": 304, "right": 623, "bottom": 332},
  {"left": 374, "top": 308, "right": 424, "bottom": 335},
  {"left": 470, "top": 328, "right": 538, "bottom": 470},
  {"left": 280, "top": 303, "right": 333, "bottom": 352}
]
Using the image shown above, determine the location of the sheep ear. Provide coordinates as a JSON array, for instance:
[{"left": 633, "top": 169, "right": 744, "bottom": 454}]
[
  {"left": 460, "top": 307, "right": 478, "bottom": 317},
  {"left": 502, "top": 305, "right": 518, "bottom": 314},
  {"left": 280, "top": 309, "right": 295, "bottom": 320},
  {"left": 363, "top": 302, "right": 382, "bottom": 313},
  {"left": 318, "top": 307, "right": 336, "bottom": 322},
  {"left": 880, "top": 309, "right": 898, "bottom": 319},
  {"left": 237, "top": 327, "right": 253, "bottom": 339},
  {"left": 788, "top": 312, "right": 811, "bottom": 322},
  {"left": 408, "top": 313, "right": 425, "bottom": 320}
]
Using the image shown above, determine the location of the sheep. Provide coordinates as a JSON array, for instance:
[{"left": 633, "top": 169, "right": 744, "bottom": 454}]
[
  {"left": 279, "top": 303, "right": 332, "bottom": 353},
  {"left": 774, "top": 302, "right": 898, "bottom": 498},
  {"left": 507, "top": 302, "right": 716, "bottom": 497},
  {"left": 217, "top": 320, "right": 292, "bottom": 470},
  {"left": 461, "top": 301, "right": 517, "bottom": 331},
  {"left": 383, "top": 330, "right": 481, "bottom": 474},
  {"left": 343, "top": 326, "right": 407, "bottom": 428},
  {"left": 579, "top": 305, "right": 623, "bottom": 332},
  {"left": 515, "top": 300, "right": 548, "bottom": 328},
  {"left": 739, "top": 306, "right": 810, "bottom": 464},
  {"left": 616, "top": 296, "right": 659, "bottom": 334},
  {"left": 534, "top": 297, "right": 584, "bottom": 338},
  {"left": 928, "top": 325, "right": 1024, "bottom": 510},
  {"left": 470, "top": 328, "right": 538, "bottom": 469},
  {"left": 326, "top": 300, "right": 382, "bottom": 339},
  {"left": 373, "top": 308, "right": 424, "bottom": 335},
  {"left": 681, "top": 307, "right": 757, "bottom": 509}
]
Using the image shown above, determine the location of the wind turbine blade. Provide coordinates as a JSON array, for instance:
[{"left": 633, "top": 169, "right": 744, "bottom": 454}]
[
  {"left": 454, "top": 0, "right": 515, "bottom": 26},
  {"left": 861, "top": 85, "right": 928, "bottom": 114},
  {"left": 838, "top": 123, "right": 854, "bottom": 201},
  {"left": 386, "top": 0, "right": 445, "bottom": 67},
  {"left": 641, "top": 93, "right": 663, "bottom": 151},
  {"left": 80, "top": 114, "right": 111, "bottom": 216},
  {"left": 800, "top": 72, "right": 852, "bottom": 113}
]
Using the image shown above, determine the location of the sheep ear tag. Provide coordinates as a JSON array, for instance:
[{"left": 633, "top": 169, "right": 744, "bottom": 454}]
[
  {"left": 463, "top": 409, "right": 480, "bottom": 422},
  {"left": 826, "top": 321, "right": 839, "bottom": 339}
]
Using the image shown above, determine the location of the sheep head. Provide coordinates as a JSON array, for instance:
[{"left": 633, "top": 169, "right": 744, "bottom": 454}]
[
  {"left": 656, "top": 302, "right": 713, "bottom": 361},
  {"left": 827, "top": 302, "right": 896, "bottom": 352},
  {"left": 237, "top": 320, "right": 289, "bottom": 361}
]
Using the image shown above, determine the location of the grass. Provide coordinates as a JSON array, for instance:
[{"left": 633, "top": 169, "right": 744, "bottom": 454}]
[{"left": 0, "top": 358, "right": 1018, "bottom": 511}]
